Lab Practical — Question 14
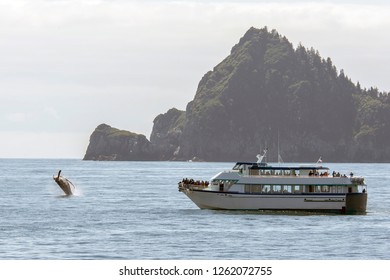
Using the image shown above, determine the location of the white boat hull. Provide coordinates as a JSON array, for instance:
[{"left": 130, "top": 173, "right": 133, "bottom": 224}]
[
  {"left": 183, "top": 189, "right": 366, "bottom": 213},
  {"left": 179, "top": 156, "right": 367, "bottom": 214}
]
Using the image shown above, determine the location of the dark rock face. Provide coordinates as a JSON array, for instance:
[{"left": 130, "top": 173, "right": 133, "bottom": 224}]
[
  {"left": 174, "top": 27, "right": 389, "bottom": 162},
  {"left": 84, "top": 27, "right": 390, "bottom": 162},
  {"left": 150, "top": 108, "right": 185, "bottom": 160},
  {"left": 83, "top": 124, "right": 155, "bottom": 161},
  {"left": 177, "top": 27, "right": 342, "bottom": 161}
]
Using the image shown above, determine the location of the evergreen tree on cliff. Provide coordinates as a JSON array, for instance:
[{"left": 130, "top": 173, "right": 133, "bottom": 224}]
[
  {"left": 85, "top": 27, "right": 390, "bottom": 162},
  {"left": 175, "top": 27, "right": 389, "bottom": 162}
]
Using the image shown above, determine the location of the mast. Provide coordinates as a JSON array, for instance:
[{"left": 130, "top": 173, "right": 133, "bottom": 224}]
[
  {"left": 256, "top": 148, "right": 268, "bottom": 164},
  {"left": 277, "top": 130, "right": 283, "bottom": 164}
]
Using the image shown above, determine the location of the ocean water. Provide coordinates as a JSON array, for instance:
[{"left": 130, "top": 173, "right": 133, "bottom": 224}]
[{"left": 0, "top": 159, "right": 389, "bottom": 260}]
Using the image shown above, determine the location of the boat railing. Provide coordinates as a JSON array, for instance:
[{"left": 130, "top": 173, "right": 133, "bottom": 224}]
[
  {"left": 178, "top": 180, "right": 209, "bottom": 191},
  {"left": 246, "top": 174, "right": 334, "bottom": 178},
  {"left": 351, "top": 177, "right": 365, "bottom": 185},
  {"left": 245, "top": 173, "right": 359, "bottom": 179}
]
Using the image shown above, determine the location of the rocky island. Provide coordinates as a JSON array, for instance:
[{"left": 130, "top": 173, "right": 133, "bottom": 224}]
[
  {"left": 83, "top": 124, "right": 155, "bottom": 161},
  {"left": 84, "top": 27, "right": 390, "bottom": 162}
]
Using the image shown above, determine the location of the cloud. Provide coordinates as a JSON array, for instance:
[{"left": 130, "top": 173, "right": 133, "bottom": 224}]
[
  {"left": 0, "top": 131, "right": 88, "bottom": 158},
  {"left": 43, "top": 107, "right": 60, "bottom": 119},
  {"left": 1, "top": 1, "right": 389, "bottom": 88},
  {"left": 1, "top": 0, "right": 390, "bottom": 157},
  {"left": 5, "top": 112, "right": 29, "bottom": 123}
]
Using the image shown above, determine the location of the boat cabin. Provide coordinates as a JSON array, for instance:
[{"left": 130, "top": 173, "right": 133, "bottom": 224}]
[
  {"left": 206, "top": 162, "right": 366, "bottom": 195},
  {"left": 232, "top": 162, "right": 329, "bottom": 177}
]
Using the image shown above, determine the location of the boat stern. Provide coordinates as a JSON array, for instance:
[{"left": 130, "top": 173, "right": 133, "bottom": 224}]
[{"left": 344, "top": 193, "right": 367, "bottom": 214}]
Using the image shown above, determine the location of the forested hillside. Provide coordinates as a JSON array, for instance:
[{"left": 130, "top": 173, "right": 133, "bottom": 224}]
[
  {"left": 154, "top": 27, "right": 390, "bottom": 162},
  {"left": 85, "top": 27, "right": 390, "bottom": 162}
]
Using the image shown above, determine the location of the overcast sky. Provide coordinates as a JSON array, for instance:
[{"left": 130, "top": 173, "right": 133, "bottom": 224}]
[{"left": 1, "top": 0, "right": 390, "bottom": 158}]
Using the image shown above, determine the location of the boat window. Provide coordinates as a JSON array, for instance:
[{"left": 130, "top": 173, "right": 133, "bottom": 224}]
[
  {"left": 260, "top": 170, "right": 264, "bottom": 175},
  {"left": 282, "top": 185, "right": 292, "bottom": 193},
  {"left": 273, "top": 185, "right": 281, "bottom": 193},
  {"left": 232, "top": 164, "right": 240, "bottom": 170},
  {"left": 332, "top": 186, "right": 344, "bottom": 193},
  {"left": 262, "top": 185, "right": 271, "bottom": 193},
  {"left": 245, "top": 185, "right": 262, "bottom": 193},
  {"left": 249, "top": 169, "right": 259, "bottom": 176}
]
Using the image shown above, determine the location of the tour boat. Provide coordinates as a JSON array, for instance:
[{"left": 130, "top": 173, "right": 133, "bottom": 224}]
[{"left": 178, "top": 151, "right": 367, "bottom": 214}]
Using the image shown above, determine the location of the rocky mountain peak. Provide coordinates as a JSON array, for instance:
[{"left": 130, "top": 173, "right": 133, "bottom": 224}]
[{"left": 83, "top": 27, "right": 390, "bottom": 162}]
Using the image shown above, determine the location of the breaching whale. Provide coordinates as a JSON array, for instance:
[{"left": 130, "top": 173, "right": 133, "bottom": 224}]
[{"left": 53, "top": 170, "right": 75, "bottom": 195}]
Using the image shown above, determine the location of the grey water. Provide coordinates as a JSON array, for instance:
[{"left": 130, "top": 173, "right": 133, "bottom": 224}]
[{"left": 0, "top": 159, "right": 389, "bottom": 259}]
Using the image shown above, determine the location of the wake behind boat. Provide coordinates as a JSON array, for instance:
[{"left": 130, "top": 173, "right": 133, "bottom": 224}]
[{"left": 178, "top": 150, "right": 367, "bottom": 214}]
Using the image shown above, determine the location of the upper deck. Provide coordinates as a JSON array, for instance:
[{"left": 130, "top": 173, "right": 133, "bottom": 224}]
[
  {"left": 211, "top": 161, "right": 365, "bottom": 187},
  {"left": 232, "top": 162, "right": 330, "bottom": 177}
]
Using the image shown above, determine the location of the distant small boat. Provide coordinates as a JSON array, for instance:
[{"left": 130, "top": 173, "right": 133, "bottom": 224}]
[{"left": 53, "top": 170, "right": 75, "bottom": 195}]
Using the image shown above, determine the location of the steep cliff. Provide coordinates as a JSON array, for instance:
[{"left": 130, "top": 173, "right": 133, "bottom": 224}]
[
  {"left": 176, "top": 27, "right": 355, "bottom": 161},
  {"left": 84, "top": 27, "right": 390, "bottom": 162},
  {"left": 150, "top": 108, "right": 186, "bottom": 160},
  {"left": 174, "top": 27, "right": 389, "bottom": 162},
  {"left": 83, "top": 124, "right": 155, "bottom": 161}
]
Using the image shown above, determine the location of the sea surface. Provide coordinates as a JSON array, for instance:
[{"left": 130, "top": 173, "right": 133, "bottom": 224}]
[{"left": 0, "top": 159, "right": 389, "bottom": 260}]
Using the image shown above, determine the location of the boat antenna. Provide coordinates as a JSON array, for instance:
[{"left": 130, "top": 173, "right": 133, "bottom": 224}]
[
  {"left": 256, "top": 148, "right": 268, "bottom": 164},
  {"left": 277, "top": 130, "right": 283, "bottom": 165}
]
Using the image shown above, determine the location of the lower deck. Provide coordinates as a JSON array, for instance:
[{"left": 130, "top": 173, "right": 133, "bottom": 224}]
[
  {"left": 182, "top": 188, "right": 367, "bottom": 214},
  {"left": 207, "top": 182, "right": 366, "bottom": 195}
]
